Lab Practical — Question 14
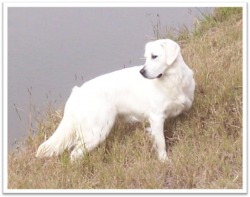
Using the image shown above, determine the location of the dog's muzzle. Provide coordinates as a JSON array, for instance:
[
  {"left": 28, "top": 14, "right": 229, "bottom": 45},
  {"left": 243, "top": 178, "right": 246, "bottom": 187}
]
[
  {"left": 140, "top": 68, "right": 146, "bottom": 76},
  {"left": 140, "top": 68, "right": 162, "bottom": 79}
]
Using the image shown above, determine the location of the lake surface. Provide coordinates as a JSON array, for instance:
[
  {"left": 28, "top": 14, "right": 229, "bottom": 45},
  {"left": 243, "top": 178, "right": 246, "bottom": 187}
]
[{"left": 8, "top": 7, "right": 213, "bottom": 148}]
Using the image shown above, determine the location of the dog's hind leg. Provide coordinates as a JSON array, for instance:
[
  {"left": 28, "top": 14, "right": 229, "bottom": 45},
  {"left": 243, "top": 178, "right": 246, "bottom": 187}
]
[{"left": 70, "top": 111, "right": 116, "bottom": 162}]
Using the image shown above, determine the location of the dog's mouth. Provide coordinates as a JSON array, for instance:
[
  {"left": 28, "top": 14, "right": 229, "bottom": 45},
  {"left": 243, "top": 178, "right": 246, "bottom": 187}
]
[
  {"left": 157, "top": 73, "right": 163, "bottom": 78},
  {"left": 140, "top": 68, "right": 163, "bottom": 79}
]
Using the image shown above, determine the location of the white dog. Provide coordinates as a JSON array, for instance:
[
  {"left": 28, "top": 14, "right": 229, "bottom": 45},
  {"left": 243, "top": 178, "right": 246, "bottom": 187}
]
[{"left": 36, "top": 39, "right": 195, "bottom": 162}]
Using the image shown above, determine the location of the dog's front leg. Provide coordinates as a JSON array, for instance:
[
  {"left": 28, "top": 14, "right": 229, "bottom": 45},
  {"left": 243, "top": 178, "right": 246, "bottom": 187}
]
[{"left": 149, "top": 115, "right": 168, "bottom": 162}]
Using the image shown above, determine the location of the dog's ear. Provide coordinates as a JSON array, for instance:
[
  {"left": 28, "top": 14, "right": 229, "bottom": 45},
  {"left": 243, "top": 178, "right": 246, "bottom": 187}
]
[{"left": 163, "top": 39, "right": 180, "bottom": 66}]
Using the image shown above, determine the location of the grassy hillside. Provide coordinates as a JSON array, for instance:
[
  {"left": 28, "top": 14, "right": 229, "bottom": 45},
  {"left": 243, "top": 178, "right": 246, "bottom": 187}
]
[{"left": 8, "top": 8, "right": 243, "bottom": 189}]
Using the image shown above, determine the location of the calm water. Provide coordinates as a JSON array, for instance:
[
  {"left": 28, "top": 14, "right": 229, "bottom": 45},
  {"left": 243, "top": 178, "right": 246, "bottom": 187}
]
[{"left": 8, "top": 7, "right": 213, "bottom": 148}]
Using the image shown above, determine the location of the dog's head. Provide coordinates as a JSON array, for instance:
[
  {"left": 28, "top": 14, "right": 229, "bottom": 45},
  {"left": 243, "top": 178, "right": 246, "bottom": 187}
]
[{"left": 140, "top": 39, "right": 180, "bottom": 79}]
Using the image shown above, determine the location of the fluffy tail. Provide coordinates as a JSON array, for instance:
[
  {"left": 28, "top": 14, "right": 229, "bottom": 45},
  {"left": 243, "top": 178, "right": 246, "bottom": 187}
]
[{"left": 36, "top": 116, "right": 75, "bottom": 158}]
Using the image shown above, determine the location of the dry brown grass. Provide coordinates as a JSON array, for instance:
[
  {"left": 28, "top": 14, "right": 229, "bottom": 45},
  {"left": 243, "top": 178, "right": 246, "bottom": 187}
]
[{"left": 8, "top": 8, "right": 243, "bottom": 189}]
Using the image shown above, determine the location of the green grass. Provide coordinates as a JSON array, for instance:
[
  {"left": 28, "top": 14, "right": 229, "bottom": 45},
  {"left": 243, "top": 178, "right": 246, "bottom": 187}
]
[{"left": 8, "top": 8, "right": 243, "bottom": 189}]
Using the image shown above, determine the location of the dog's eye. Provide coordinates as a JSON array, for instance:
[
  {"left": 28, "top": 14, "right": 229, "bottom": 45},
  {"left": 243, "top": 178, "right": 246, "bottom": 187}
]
[{"left": 151, "top": 54, "right": 158, "bottom": 59}]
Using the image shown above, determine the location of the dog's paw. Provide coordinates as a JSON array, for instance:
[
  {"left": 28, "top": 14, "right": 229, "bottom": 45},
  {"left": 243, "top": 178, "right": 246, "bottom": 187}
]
[
  {"left": 70, "top": 147, "right": 84, "bottom": 163},
  {"left": 145, "top": 127, "right": 152, "bottom": 134},
  {"left": 158, "top": 151, "right": 170, "bottom": 163}
]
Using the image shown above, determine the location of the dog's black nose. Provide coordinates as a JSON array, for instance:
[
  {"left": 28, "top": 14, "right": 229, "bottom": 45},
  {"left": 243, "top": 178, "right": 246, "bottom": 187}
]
[{"left": 140, "top": 68, "right": 145, "bottom": 75}]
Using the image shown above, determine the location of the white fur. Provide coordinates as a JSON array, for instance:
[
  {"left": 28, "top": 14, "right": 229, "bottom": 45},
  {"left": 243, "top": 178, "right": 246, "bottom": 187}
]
[{"left": 36, "top": 39, "right": 195, "bottom": 162}]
